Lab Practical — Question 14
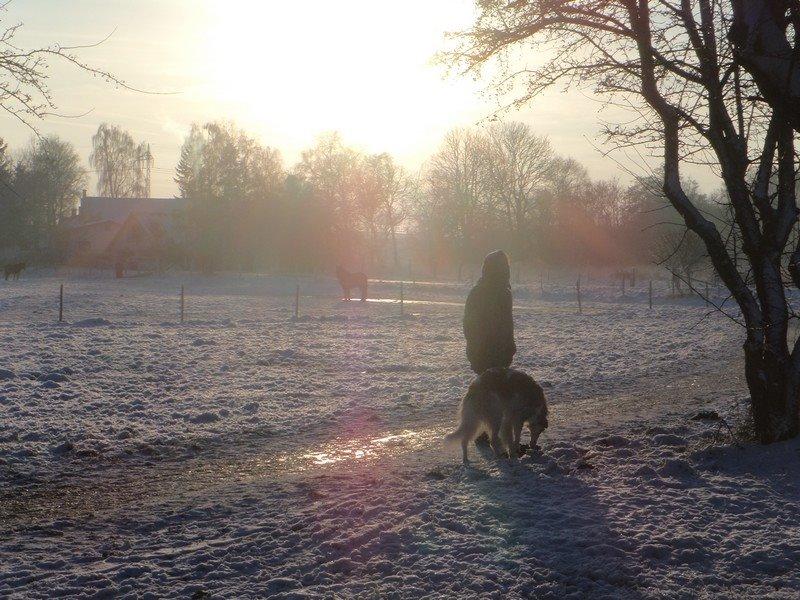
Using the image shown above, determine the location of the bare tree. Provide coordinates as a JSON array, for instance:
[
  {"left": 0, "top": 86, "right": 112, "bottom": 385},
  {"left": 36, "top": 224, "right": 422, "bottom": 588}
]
[
  {"left": 485, "top": 122, "right": 554, "bottom": 262},
  {"left": 586, "top": 179, "right": 629, "bottom": 229},
  {"left": 656, "top": 228, "right": 708, "bottom": 292},
  {"left": 537, "top": 157, "right": 591, "bottom": 263},
  {"left": 0, "top": 3, "right": 150, "bottom": 133},
  {"left": 425, "top": 128, "right": 491, "bottom": 276},
  {"left": 730, "top": 1, "right": 800, "bottom": 133},
  {"left": 295, "top": 132, "right": 360, "bottom": 245},
  {"left": 411, "top": 184, "right": 451, "bottom": 279},
  {"left": 89, "top": 123, "right": 153, "bottom": 198},
  {"left": 12, "top": 135, "right": 85, "bottom": 240},
  {"left": 382, "top": 163, "right": 416, "bottom": 269},
  {"left": 353, "top": 153, "right": 415, "bottom": 269},
  {"left": 352, "top": 154, "right": 391, "bottom": 269},
  {"left": 446, "top": 1, "right": 800, "bottom": 442}
]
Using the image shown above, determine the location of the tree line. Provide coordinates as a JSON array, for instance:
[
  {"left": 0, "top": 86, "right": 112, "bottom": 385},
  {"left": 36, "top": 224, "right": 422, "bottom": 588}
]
[
  {"left": 417, "top": 123, "right": 719, "bottom": 278},
  {"left": 0, "top": 119, "right": 718, "bottom": 279},
  {"left": 173, "top": 120, "right": 719, "bottom": 277},
  {"left": 0, "top": 136, "right": 85, "bottom": 262},
  {"left": 0, "top": 124, "right": 153, "bottom": 259}
]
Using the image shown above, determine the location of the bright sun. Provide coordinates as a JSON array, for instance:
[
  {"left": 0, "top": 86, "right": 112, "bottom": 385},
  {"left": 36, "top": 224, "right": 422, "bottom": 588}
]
[{"left": 201, "top": 0, "right": 481, "bottom": 160}]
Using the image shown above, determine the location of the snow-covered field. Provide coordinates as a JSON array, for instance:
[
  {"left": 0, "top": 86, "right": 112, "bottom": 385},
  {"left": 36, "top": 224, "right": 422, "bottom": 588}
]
[{"left": 2, "top": 271, "right": 799, "bottom": 598}]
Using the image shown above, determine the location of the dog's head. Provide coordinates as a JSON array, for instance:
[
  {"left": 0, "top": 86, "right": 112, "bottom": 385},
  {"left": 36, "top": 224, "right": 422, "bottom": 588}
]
[{"left": 515, "top": 373, "right": 548, "bottom": 433}]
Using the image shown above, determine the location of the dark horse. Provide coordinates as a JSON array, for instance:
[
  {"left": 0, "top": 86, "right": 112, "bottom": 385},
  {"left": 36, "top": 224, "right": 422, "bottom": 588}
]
[
  {"left": 336, "top": 266, "right": 368, "bottom": 301},
  {"left": 3, "top": 262, "right": 26, "bottom": 281}
]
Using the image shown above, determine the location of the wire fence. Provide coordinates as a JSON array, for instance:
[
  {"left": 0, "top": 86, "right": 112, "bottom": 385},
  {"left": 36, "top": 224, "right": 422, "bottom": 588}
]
[{"left": 0, "top": 269, "right": 731, "bottom": 328}]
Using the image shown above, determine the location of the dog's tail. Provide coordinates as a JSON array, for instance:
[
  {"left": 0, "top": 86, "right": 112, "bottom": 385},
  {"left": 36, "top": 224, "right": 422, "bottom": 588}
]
[
  {"left": 444, "top": 400, "right": 475, "bottom": 446},
  {"left": 444, "top": 389, "right": 477, "bottom": 447},
  {"left": 444, "top": 422, "right": 469, "bottom": 447}
]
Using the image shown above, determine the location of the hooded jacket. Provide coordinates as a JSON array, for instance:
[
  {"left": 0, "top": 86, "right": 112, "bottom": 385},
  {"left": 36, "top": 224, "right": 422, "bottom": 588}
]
[{"left": 463, "top": 250, "right": 516, "bottom": 374}]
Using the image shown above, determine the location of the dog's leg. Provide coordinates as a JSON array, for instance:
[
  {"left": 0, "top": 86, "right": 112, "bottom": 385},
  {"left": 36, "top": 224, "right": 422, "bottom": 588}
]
[
  {"left": 490, "top": 424, "right": 505, "bottom": 459},
  {"left": 447, "top": 413, "right": 478, "bottom": 465},
  {"left": 482, "top": 409, "right": 503, "bottom": 458},
  {"left": 501, "top": 418, "right": 516, "bottom": 461},
  {"left": 510, "top": 421, "right": 524, "bottom": 459},
  {"left": 529, "top": 423, "right": 545, "bottom": 448},
  {"left": 459, "top": 420, "right": 482, "bottom": 464}
]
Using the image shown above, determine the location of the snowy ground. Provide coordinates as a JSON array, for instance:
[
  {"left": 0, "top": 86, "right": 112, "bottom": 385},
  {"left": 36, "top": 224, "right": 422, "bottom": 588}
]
[{"left": 1, "top": 271, "right": 799, "bottom": 598}]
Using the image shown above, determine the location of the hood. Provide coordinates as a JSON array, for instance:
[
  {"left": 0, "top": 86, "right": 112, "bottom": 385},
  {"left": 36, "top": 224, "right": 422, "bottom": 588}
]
[{"left": 480, "top": 250, "right": 510, "bottom": 286}]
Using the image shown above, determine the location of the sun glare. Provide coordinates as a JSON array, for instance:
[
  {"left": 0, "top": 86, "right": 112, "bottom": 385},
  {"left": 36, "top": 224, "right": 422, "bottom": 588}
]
[{"left": 202, "top": 0, "right": 480, "bottom": 159}]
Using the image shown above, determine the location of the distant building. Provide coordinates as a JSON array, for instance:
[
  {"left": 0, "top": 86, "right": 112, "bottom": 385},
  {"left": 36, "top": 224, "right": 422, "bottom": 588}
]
[
  {"left": 62, "top": 193, "right": 188, "bottom": 270},
  {"left": 77, "top": 196, "right": 187, "bottom": 223}
]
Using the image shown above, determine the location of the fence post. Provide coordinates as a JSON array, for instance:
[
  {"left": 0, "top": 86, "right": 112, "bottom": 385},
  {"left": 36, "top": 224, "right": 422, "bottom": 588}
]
[
  {"left": 540, "top": 272, "right": 544, "bottom": 297},
  {"left": 621, "top": 273, "right": 626, "bottom": 296},
  {"left": 59, "top": 284, "right": 64, "bottom": 323},
  {"left": 400, "top": 281, "right": 404, "bottom": 316},
  {"left": 294, "top": 284, "right": 300, "bottom": 319},
  {"left": 577, "top": 276, "right": 582, "bottom": 314},
  {"left": 180, "top": 285, "right": 185, "bottom": 323},
  {"left": 648, "top": 280, "right": 653, "bottom": 310}
]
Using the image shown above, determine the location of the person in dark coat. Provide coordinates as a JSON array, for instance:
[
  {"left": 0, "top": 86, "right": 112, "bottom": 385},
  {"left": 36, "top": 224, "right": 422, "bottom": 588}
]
[{"left": 463, "top": 250, "right": 516, "bottom": 375}]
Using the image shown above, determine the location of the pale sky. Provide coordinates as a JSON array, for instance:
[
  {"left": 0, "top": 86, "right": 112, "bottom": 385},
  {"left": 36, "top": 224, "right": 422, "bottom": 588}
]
[{"left": 5, "top": 0, "right": 720, "bottom": 197}]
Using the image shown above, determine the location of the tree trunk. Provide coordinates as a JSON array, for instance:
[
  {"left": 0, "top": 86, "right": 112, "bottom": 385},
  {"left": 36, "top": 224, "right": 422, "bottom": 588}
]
[
  {"left": 743, "top": 338, "right": 800, "bottom": 443},
  {"left": 730, "top": 0, "right": 800, "bottom": 134},
  {"left": 391, "top": 228, "right": 398, "bottom": 269}
]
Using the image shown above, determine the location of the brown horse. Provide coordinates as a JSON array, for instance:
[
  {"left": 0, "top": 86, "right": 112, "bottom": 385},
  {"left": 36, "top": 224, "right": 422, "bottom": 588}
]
[
  {"left": 336, "top": 266, "right": 368, "bottom": 301},
  {"left": 3, "top": 262, "right": 26, "bottom": 281}
]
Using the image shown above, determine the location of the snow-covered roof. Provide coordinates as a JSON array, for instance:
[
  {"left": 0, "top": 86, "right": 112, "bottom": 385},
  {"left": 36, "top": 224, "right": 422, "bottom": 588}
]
[
  {"left": 79, "top": 196, "right": 188, "bottom": 223},
  {"left": 62, "top": 218, "right": 120, "bottom": 231}
]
